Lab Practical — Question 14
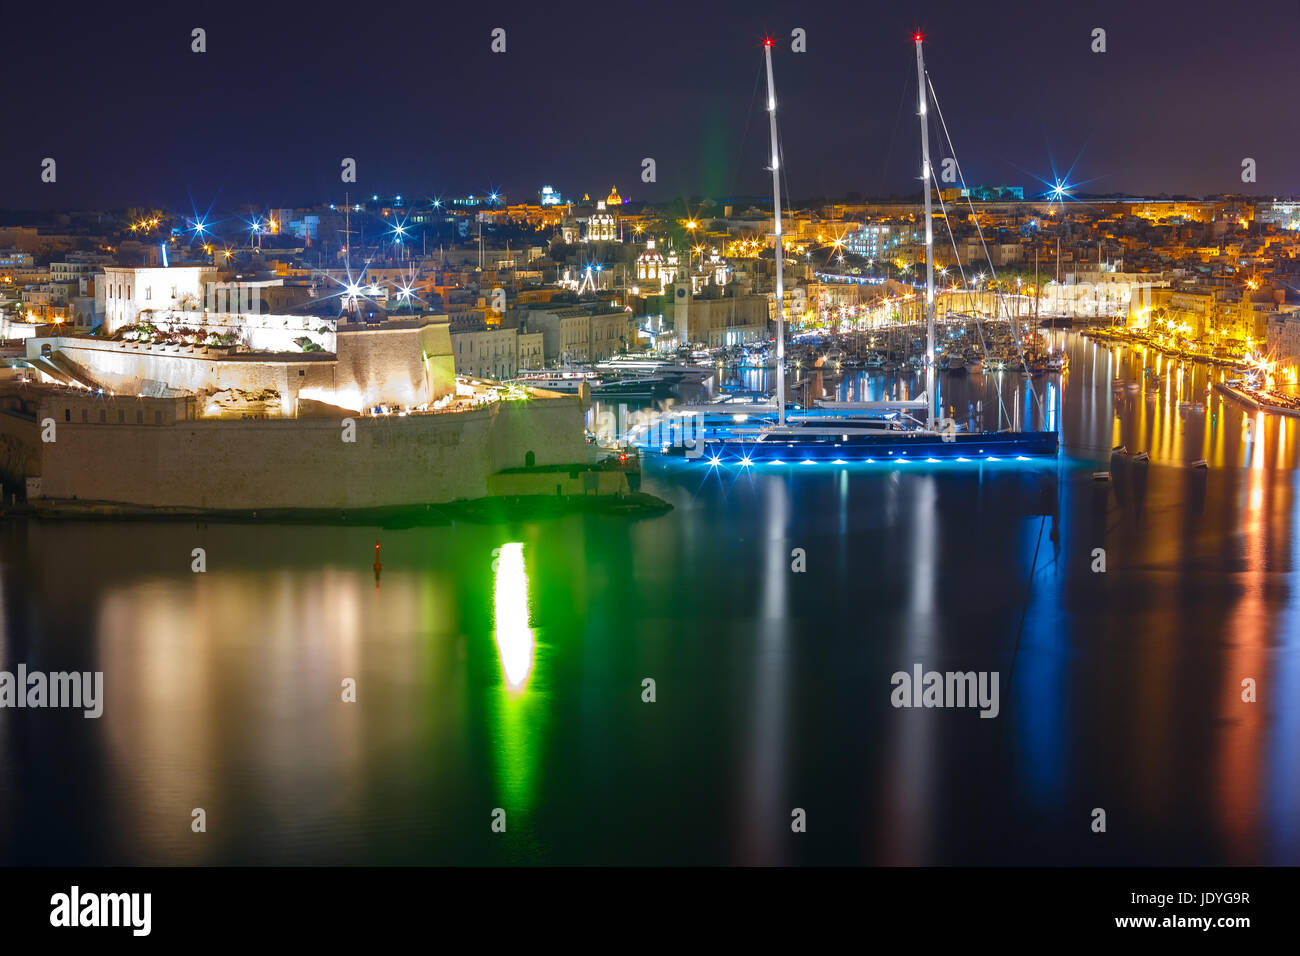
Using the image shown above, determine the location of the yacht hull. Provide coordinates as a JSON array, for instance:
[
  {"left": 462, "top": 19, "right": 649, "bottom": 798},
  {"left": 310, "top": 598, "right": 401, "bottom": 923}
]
[{"left": 668, "top": 429, "right": 1059, "bottom": 461}]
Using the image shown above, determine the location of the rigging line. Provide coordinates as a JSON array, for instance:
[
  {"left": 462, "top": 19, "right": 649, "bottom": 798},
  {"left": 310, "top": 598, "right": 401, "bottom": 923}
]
[
  {"left": 779, "top": 138, "right": 794, "bottom": 226},
  {"left": 728, "top": 58, "right": 765, "bottom": 199},
  {"left": 1007, "top": 513, "right": 1046, "bottom": 703},
  {"left": 878, "top": 64, "right": 914, "bottom": 197},
  {"left": 933, "top": 169, "right": 1011, "bottom": 427},
  {"left": 926, "top": 97, "right": 1008, "bottom": 426},
  {"left": 930, "top": 74, "right": 1044, "bottom": 423},
  {"left": 927, "top": 72, "right": 1046, "bottom": 423}
]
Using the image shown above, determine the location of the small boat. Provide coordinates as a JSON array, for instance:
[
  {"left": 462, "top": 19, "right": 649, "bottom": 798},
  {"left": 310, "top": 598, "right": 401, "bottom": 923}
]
[
  {"left": 596, "top": 354, "right": 714, "bottom": 381},
  {"left": 516, "top": 367, "right": 599, "bottom": 391},
  {"left": 515, "top": 368, "right": 673, "bottom": 399},
  {"left": 591, "top": 375, "right": 675, "bottom": 399}
]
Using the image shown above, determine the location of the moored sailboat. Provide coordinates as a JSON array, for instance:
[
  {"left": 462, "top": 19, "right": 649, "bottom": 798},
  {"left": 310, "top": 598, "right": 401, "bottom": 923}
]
[{"left": 669, "top": 33, "right": 1058, "bottom": 463}]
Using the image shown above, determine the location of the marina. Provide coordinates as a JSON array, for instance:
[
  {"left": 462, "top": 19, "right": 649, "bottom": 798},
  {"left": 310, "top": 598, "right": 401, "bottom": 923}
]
[{"left": 627, "top": 35, "right": 1061, "bottom": 465}]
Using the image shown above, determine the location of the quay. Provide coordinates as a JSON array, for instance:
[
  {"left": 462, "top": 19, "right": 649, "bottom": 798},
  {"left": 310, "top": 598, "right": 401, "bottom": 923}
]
[
  {"left": 1212, "top": 380, "right": 1300, "bottom": 419},
  {"left": 1082, "top": 326, "right": 1249, "bottom": 372}
]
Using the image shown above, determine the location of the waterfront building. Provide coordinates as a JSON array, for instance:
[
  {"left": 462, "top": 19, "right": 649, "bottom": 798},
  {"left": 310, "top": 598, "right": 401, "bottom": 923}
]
[
  {"left": 589, "top": 310, "right": 633, "bottom": 360},
  {"left": 516, "top": 305, "right": 635, "bottom": 365},
  {"left": 524, "top": 306, "right": 592, "bottom": 365},
  {"left": 102, "top": 265, "right": 209, "bottom": 333},
  {"left": 517, "top": 330, "right": 544, "bottom": 370},
  {"left": 669, "top": 283, "right": 768, "bottom": 347},
  {"left": 1266, "top": 305, "right": 1300, "bottom": 380},
  {"left": 452, "top": 325, "right": 525, "bottom": 381}
]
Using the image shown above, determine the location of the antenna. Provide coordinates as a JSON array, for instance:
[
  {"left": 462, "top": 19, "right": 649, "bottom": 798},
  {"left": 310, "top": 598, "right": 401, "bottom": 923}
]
[
  {"left": 764, "top": 39, "right": 786, "bottom": 426},
  {"left": 342, "top": 191, "right": 352, "bottom": 273},
  {"left": 915, "top": 33, "right": 937, "bottom": 431}
]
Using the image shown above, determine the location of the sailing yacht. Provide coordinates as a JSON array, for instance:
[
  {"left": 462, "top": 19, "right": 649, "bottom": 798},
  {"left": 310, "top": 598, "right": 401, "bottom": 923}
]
[{"left": 668, "top": 34, "right": 1059, "bottom": 462}]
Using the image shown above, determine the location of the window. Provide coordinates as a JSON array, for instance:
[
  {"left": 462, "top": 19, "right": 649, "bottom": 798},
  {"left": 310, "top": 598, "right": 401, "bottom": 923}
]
[
  {"left": 154, "top": 411, "right": 162, "bottom": 425},
  {"left": 136, "top": 411, "right": 143, "bottom": 424},
  {"left": 64, "top": 409, "right": 70, "bottom": 422},
  {"left": 81, "top": 409, "right": 88, "bottom": 423},
  {"left": 118, "top": 410, "right": 124, "bottom": 424},
  {"left": 99, "top": 410, "right": 106, "bottom": 423}
]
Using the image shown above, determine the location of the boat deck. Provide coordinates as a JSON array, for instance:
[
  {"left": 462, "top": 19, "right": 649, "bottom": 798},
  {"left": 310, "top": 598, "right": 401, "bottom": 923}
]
[{"left": 667, "top": 428, "right": 1060, "bottom": 462}]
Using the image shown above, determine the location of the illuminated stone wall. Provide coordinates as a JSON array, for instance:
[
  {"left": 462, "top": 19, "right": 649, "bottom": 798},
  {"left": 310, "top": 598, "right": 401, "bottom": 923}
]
[
  {"left": 30, "top": 394, "right": 587, "bottom": 511},
  {"left": 331, "top": 319, "right": 455, "bottom": 411},
  {"left": 30, "top": 337, "right": 334, "bottom": 413}
]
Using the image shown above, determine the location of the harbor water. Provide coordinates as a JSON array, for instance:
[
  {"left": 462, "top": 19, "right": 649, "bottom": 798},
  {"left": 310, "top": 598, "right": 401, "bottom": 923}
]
[{"left": 2, "top": 333, "right": 1298, "bottom": 865}]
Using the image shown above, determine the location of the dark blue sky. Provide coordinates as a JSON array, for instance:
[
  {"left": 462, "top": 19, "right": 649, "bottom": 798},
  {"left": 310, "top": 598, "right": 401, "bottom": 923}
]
[{"left": 2, "top": 0, "right": 1297, "bottom": 209}]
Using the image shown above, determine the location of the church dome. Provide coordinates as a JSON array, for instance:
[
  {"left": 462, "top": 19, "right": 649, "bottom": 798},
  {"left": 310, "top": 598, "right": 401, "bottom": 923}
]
[{"left": 606, "top": 186, "right": 622, "bottom": 206}]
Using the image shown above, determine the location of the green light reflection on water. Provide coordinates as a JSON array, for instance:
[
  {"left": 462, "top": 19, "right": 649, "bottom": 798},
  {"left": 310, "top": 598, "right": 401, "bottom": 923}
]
[
  {"left": 493, "top": 542, "right": 535, "bottom": 694},
  {"left": 488, "top": 541, "right": 543, "bottom": 826}
]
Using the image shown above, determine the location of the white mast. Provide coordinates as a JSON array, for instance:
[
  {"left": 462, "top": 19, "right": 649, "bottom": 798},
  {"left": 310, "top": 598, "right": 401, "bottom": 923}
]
[
  {"left": 764, "top": 39, "right": 786, "bottom": 426},
  {"left": 915, "top": 33, "right": 937, "bottom": 431}
]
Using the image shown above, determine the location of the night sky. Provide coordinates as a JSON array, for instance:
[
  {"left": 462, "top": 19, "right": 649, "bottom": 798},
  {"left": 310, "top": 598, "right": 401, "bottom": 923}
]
[{"left": 2, "top": 0, "right": 1297, "bottom": 210}]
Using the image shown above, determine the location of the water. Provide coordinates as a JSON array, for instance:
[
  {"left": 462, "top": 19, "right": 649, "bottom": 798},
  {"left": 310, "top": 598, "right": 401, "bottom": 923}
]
[{"left": 2, "top": 333, "right": 1299, "bottom": 865}]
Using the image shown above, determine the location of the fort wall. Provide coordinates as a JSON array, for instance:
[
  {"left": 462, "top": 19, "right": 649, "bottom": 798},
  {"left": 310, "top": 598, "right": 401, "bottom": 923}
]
[{"left": 29, "top": 393, "right": 586, "bottom": 511}]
